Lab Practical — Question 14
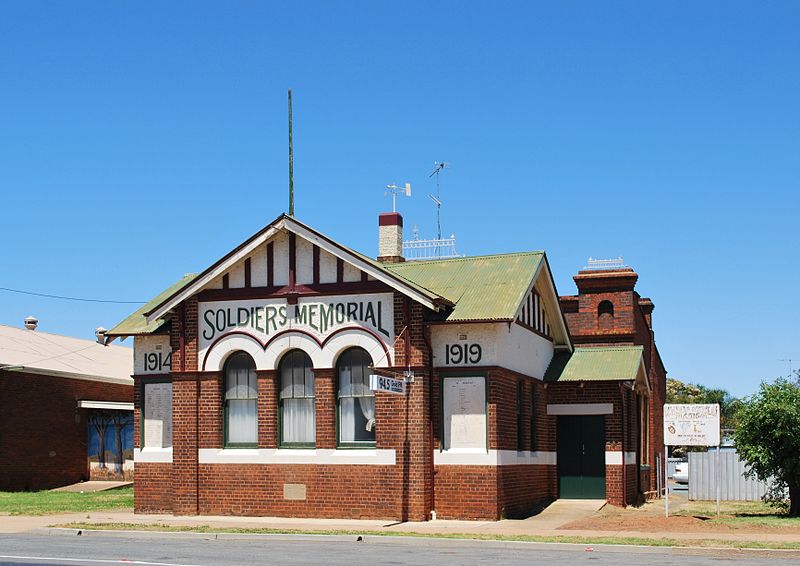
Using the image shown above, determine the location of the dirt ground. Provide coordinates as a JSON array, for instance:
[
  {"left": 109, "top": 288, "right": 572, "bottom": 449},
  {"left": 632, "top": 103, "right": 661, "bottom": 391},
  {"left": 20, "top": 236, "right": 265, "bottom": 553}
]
[{"left": 560, "top": 493, "right": 800, "bottom": 535}]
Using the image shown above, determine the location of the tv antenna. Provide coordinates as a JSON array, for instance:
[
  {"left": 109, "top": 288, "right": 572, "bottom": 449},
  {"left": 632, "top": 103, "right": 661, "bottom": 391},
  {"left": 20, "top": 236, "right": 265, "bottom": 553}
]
[
  {"left": 428, "top": 161, "right": 450, "bottom": 240},
  {"left": 385, "top": 183, "right": 411, "bottom": 212},
  {"left": 779, "top": 358, "right": 797, "bottom": 377}
]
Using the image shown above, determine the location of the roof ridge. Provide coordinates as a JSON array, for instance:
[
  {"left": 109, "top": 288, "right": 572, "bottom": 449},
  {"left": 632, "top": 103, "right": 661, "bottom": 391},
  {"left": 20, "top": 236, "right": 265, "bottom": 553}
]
[
  {"left": 0, "top": 324, "right": 126, "bottom": 345},
  {"left": 574, "top": 345, "right": 644, "bottom": 351},
  {"left": 386, "top": 250, "right": 545, "bottom": 267}
]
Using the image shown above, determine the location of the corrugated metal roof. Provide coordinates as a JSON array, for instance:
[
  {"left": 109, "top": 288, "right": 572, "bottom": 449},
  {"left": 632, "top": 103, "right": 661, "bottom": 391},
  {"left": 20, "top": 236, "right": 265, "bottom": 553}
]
[
  {"left": 0, "top": 324, "right": 132, "bottom": 383},
  {"left": 385, "top": 252, "right": 543, "bottom": 321},
  {"left": 544, "top": 346, "right": 644, "bottom": 382},
  {"left": 107, "top": 274, "right": 197, "bottom": 337}
]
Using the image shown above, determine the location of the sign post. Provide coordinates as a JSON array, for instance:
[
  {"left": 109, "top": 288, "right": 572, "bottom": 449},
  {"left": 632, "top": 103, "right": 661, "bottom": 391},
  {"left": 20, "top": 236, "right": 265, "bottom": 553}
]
[{"left": 663, "top": 404, "right": 720, "bottom": 518}]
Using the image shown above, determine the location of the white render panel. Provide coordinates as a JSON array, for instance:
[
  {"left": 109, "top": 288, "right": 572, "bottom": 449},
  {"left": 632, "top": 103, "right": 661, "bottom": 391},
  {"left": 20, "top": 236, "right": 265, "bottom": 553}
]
[
  {"left": 319, "top": 247, "right": 338, "bottom": 284},
  {"left": 342, "top": 261, "right": 361, "bottom": 282},
  {"left": 133, "top": 448, "right": 173, "bottom": 463},
  {"left": 198, "top": 293, "right": 395, "bottom": 370},
  {"left": 547, "top": 403, "right": 614, "bottom": 415},
  {"left": 250, "top": 247, "right": 268, "bottom": 287},
  {"left": 605, "top": 451, "right": 637, "bottom": 465},
  {"left": 431, "top": 322, "right": 553, "bottom": 379},
  {"left": 228, "top": 261, "right": 245, "bottom": 288},
  {"left": 434, "top": 450, "right": 557, "bottom": 466},
  {"left": 198, "top": 448, "right": 396, "bottom": 465},
  {"left": 272, "top": 231, "right": 289, "bottom": 286},
  {"left": 295, "top": 236, "right": 314, "bottom": 284},
  {"left": 133, "top": 335, "right": 172, "bottom": 375}
]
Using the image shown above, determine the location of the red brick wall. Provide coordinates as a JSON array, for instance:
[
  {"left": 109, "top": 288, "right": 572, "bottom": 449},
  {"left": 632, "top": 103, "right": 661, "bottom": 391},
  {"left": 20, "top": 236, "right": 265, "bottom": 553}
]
[
  {"left": 432, "top": 368, "right": 556, "bottom": 520},
  {"left": 134, "top": 463, "right": 173, "bottom": 512},
  {"left": 0, "top": 370, "right": 131, "bottom": 491}
]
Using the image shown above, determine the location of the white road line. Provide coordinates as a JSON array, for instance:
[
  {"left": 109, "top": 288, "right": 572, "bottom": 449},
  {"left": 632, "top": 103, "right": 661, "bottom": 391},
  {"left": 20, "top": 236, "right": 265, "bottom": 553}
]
[{"left": 0, "top": 555, "right": 210, "bottom": 566}]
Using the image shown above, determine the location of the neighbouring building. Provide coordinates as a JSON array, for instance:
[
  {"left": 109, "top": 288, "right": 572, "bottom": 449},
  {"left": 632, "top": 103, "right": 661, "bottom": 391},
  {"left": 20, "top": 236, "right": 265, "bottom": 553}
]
[
  {"left": 108, "top": 212, "right": 666, "bottom": 520},
  {"left": 0, "top": 319, "right": 134, "bottom": 490}
]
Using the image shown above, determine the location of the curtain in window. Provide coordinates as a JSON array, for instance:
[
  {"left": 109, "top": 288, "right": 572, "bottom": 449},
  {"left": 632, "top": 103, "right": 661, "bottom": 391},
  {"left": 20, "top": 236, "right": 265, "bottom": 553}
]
[
  {"left": 280, "top": 350, "right": 315, "bottom": 445},
  {"left": 225, "top": 352, "right": 257, "bottom": 444},
  {"left": 338, "top": 348, "right": 375, "bottom": 443}
]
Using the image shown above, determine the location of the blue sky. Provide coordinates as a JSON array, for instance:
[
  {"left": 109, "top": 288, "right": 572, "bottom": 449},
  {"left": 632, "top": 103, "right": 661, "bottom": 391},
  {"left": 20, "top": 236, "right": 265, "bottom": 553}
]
[{"left": 1, "top": 2, "right": 797, "bottom": 397}]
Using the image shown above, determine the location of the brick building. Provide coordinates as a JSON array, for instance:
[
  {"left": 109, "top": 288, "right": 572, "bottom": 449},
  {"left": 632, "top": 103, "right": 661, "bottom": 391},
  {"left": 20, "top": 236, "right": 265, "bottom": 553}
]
[
  {"left": 0, "top": 320, "right": 133, "bottom": 490},
  {"left": 108, "top": 212, "right": 666, "bottom": 520}
]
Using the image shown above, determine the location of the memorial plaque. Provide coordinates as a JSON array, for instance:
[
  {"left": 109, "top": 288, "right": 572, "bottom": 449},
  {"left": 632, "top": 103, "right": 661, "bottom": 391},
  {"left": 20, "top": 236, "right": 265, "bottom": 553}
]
[
  {"left": 443, "top": 376, "right": 486, "bottom": 450},
  {"left": 144, "top": 382, "right": 173, "bottom": 448}
]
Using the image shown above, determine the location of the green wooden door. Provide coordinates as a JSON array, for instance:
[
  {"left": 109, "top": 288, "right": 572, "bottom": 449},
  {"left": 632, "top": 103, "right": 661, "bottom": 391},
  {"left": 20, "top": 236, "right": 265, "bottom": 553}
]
[{"left": 557, "top": 415, "right": 606, "bottom": 499}]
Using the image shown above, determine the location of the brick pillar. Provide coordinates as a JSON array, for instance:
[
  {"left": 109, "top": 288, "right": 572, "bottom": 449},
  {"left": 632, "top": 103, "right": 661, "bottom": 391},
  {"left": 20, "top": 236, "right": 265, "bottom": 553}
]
[
  {"left": 403, "top": 372, "right": 433, "bottom": 521},
  {"left": 258, "top": 370, "right": 277, "bottom": 449},
  {"left": 172, "top": 373, "right": 198, "bottom": 515},
  {"left": 198, "top": 372, "right": 222, "bottom": 449},
  {"left": 315, "top": 368, "right": 336, "bottom": 449}
]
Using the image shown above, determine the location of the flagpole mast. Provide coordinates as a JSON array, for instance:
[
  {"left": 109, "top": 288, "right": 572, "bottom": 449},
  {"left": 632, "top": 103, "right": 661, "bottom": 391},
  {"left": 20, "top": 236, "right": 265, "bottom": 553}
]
[{"left": 288, "top": 88, "right": 294, "bottom": 217}]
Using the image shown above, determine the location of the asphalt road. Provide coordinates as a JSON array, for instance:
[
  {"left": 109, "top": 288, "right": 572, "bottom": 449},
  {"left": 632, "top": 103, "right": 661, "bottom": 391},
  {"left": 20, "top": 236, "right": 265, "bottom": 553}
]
[{"left": 0, "top": 531, "right": 797, "bottom": 566}]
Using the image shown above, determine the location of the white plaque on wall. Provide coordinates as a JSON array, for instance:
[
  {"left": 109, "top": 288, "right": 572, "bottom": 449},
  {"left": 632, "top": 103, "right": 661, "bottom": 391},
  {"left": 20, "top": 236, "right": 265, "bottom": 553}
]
[
  {"left": 144, "top": 382, "right": 173, "bottom": 448},
  {"left": 443, "top": 376, "right": 487, "bottom": 451}
]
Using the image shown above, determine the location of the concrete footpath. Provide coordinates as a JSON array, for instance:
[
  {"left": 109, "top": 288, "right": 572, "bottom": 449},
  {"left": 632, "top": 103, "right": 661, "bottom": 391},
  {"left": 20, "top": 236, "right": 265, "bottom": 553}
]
[{"left": 2, "top": 506, "right": 800, "bottom": 547}]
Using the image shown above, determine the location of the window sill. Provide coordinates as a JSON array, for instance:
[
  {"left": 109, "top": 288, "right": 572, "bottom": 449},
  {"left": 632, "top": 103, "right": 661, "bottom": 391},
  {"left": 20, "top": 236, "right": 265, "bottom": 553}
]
[{"left": 197, "top": 448, "right": 396, "bottom": 465}]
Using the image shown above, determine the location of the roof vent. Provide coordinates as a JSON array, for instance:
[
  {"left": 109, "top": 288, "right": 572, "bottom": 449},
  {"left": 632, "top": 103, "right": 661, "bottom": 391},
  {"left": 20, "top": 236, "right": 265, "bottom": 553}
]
[
  {"left": 23, "top": 316, "right": 38, "bottom": 331},
  {"left": 584, "top": 257, "right": 627, "bottom": 270},
  {"left": 95, "top": 326, "right": 107, "bottom": 345}
]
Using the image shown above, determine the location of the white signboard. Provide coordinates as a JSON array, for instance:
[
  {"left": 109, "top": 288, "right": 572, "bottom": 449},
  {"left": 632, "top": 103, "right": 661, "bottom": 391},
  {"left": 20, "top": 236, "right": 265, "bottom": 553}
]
[
  {"left": 443, "top": 376, "right": 487, "bottom": 451},
  {"left": 369, "top": 374, "right": 406, "bottom": 395},
  {"left": 199, "top": 293, "right": 394, "bottom": 349},
  {"left": 144, "top": 382, "right": 173, "bottom": 448},
  {"left": 664, "top": 403, "right": 720, "bottom": 446},
  {"left": 134, "top": 335, "right": 172, "bottom": 375}
]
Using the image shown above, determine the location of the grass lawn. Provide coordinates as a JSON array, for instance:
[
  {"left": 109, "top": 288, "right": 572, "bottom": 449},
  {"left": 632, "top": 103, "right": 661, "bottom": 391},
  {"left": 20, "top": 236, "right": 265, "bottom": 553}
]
[
  {"left": 54, "top": 522, "right": 800, "bottom": 551},
  {"left": 0, "top": 487, "right": 133, "bottom": 516},
  {"left": 675, "top": 500, "right": 800, "bottom": 528}
]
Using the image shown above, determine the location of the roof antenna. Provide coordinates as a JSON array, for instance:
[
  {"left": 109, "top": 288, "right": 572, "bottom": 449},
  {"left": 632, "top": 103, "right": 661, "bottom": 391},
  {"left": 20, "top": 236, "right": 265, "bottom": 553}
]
[
  {"left": 288, "top": 88, "right": 294, "bottom": 217},
  {"left": 428, "top": 161, "right": 449, "bottom": 240},
  {"left": 385, "top": 182, "right": 412, "bottom": 212}
]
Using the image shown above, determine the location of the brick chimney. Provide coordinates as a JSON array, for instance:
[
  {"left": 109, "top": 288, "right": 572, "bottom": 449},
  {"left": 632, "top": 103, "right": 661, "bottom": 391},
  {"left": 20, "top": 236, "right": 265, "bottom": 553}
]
[{"left": 378, "top": 212, "right": 404, "bottom": 263}]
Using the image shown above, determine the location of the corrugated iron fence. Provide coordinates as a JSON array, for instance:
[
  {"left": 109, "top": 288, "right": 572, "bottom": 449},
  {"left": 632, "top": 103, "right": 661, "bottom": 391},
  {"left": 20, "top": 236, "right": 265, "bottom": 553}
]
[{"left": 688, "top": 450, "right": 770, "bottom": 501}]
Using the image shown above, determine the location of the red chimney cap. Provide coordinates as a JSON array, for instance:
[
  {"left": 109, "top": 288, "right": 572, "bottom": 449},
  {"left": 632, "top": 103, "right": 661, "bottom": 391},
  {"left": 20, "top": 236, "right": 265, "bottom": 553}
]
[{"left": 378, "top": 212, "right": 403, "bottom": 227}]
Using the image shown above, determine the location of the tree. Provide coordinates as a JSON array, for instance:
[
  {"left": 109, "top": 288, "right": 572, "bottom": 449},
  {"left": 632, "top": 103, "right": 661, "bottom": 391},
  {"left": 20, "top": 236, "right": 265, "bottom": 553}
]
[
  {"left": 667, "top": 378, "right": 741, "bottom": 429},
  {"left": 734, "top": 377, "right": 800, "bottom": 515}
]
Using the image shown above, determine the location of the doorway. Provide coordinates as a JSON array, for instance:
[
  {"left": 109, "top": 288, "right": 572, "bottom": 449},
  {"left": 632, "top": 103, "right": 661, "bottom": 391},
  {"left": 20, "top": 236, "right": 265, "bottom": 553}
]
[{"left": 557, "top": 415, "right": 606, "bottom": 499}]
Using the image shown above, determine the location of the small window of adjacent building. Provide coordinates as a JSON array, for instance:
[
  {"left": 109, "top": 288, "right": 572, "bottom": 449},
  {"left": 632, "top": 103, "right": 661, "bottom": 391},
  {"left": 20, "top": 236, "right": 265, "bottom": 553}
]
[
  {"left": 517, "top": 381, "right": 525, "bottom": 451},
  {"left": 337, "top": 347, "right": 375, "bottom": 446},
  {"left": 224, "top": 351, "right": 258, "bottom": 447},
  {"left": 279, "top": 349, "right": 315, "bottom": 447}
]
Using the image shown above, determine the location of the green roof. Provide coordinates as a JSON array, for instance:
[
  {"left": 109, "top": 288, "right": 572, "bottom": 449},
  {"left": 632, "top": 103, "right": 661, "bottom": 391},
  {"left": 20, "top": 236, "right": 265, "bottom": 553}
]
[
  {"left": 544, "top": 346, "right": 644, "bottom": 382},
  {"left": 106, "top": 274, "right": 198, "bottom": 337},
  {"left": 385, "top": 252, "right": 544, "bottom": 321}
]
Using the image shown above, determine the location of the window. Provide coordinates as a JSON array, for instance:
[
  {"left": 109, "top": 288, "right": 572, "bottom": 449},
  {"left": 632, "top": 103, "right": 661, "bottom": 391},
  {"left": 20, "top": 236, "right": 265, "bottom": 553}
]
[
  {"left": 517, "top": 381, "right": 525, "bottom": 451},
  {"left": 598, "top": 300, "right": 614, "bottom": 317},
  {"left": 530, "top": 385, "right": 536, "bottom": 451},
  {"left": 224, "top": 352, "right": 257, "bottom": 447},
  {"left": 279, "top": 349, "right": 315, "bottom": 446},
  {"left": 337, "top": 347, "right": 375, "bottom": 446}
]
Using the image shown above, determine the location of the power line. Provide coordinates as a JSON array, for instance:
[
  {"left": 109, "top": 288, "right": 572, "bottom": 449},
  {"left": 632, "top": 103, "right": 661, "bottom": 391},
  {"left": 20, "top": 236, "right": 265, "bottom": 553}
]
[{"left": 0, "top": 286, "right": 145, "bottom": 304}]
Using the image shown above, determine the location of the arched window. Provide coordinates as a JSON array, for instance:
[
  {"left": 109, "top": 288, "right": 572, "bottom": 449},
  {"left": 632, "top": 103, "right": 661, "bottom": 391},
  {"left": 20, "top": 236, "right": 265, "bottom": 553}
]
[
  {"left": 279, "top": 350, "right": 315, "bottom": 446},
  {"left": 337, "top": 347, "right": 375, "bottom": 446},
  {"left": 224, "top": 351, "right": 257, "bottom": 447},
  {"left": 598, "top": 300, "right": 614, "bottom": 318}
]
